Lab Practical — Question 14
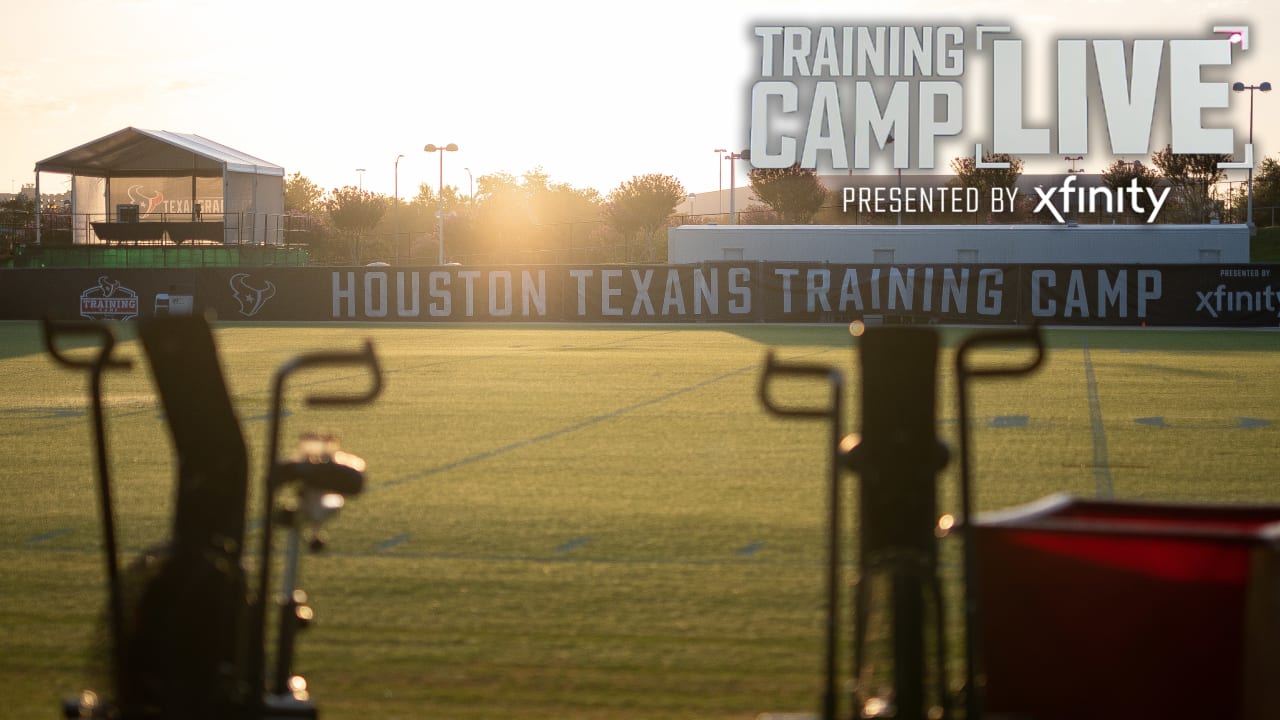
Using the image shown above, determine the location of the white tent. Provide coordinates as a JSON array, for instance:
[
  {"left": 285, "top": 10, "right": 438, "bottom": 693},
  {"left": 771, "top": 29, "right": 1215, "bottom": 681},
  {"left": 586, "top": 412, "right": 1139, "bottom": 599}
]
[{"left": 34, "top": 127, "right": 286, "bottom": 245}]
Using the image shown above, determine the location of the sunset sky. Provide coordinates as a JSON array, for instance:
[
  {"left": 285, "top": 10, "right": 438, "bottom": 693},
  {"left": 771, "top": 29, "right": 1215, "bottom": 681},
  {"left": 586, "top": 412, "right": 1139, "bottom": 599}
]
[{"left": 4, "top": 0, "right": 1278, "bottom": 201}]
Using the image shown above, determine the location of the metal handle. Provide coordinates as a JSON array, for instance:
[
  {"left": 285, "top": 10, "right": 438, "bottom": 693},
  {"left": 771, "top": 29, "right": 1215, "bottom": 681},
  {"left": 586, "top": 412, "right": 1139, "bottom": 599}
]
[
  {"left": 953, "top": 323, "right": 1045, "bottom": 720},
  {"left": 42, "top": 316, "right": 131, "bottom": 701},
  {"left": 759, "top": 350, "right": 842, "bottom": 418},
  {"left": 252, "top": 340, "right": 383, "bottom": 703},
  {"left": 758, "top": 350, "right": 846, "bottom": 720},
  {"left": 955, "top": 324, "right": 1045, "bottom": 381},
  {"left": 277, "top": 340, "right": 383, "bottom": 407},
  {"left": 42, "top": 318, "right": 133, "bottom": 371}
]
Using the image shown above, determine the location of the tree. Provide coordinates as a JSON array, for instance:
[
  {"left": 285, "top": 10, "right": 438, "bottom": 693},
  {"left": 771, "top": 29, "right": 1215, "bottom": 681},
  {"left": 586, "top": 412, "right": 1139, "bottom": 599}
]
[
  {"left": 1151, "top": 145, "right": 1230, "bottom": 223},
  {"left": 0, "top": 195, "right": 35, "bottom": 255},
  {"left": 325, "top": 186, "right": 388, "bottom": 263},
  {"left": 604, "top": 174, "right": 685, "bottom": 262},
  {"left": 525, "top": 176, "right": 603, "bottom": 262},
  {"left": 747, "top": 164, "right": 829, "bottom": 223},
  {"left": 409, "top": 181, "right": 471, "bottom": 261},
  {"left": 1100, "top": 159, "right": 1159, "bottom": 223},
  {"left": 948, "top": 153, "right": 1023, "bottom": 220},
  {"left": 1246, "top": 156, "right": 1280, "bottom": 227},
  {"left": 399, "top": 168, "right": 604, "bottom": 264},
  {"left": 284, "top": 172, "right": 324, "bottom": 215},
  {"left": 0, "top": 195, "right": 34, "bottom": 225},
  {"left": 469, "top": 171, "right": 534, "bottom": 257}
]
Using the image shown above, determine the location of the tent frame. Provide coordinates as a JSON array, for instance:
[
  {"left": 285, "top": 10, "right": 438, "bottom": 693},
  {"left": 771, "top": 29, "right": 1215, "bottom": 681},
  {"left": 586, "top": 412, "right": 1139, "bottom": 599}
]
[{"left": 33, "top": 127, "right": 285, "bottom": 245}]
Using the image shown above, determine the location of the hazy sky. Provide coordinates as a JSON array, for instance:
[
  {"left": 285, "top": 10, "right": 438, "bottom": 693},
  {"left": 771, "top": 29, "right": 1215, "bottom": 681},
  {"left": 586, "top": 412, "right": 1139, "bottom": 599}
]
[{"left": 4, "top": 0, "right": 1278, "bottom": 200}]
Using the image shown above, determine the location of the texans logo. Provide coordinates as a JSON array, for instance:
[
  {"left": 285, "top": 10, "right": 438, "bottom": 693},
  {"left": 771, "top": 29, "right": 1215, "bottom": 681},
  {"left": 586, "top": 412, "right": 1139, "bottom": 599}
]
[
  {"left": 230, "top": 273, "right": 277, "bottom": 317},
  {"left": 97, "top": 275, "right": 121, "bottom": 297},
  {"left": 127, "top": 184, "right": 165, "bottom": 217}
]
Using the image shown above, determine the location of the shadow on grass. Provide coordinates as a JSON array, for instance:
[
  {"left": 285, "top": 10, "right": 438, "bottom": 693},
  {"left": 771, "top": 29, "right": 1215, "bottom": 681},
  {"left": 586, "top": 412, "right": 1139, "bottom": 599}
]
[{"left": 0, "top": 320, "right": 138, "bottom": 361}]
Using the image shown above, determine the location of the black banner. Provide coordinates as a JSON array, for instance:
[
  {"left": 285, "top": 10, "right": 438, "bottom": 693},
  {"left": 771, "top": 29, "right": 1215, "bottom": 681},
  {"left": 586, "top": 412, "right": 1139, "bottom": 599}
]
[{"left": 2, "top": 264, "right": 1278, "bottom": 327}]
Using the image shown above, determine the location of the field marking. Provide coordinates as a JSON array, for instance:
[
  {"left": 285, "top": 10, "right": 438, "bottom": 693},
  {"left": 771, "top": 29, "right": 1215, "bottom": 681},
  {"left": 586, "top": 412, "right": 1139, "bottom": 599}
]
[
  {"left": 1136, "top": 416, "right": 1272, "bottom": 430},
  {"left": 1082, "top": 337, "right": 1114, "bottom": 498},
  {"left": 555, "top": 536, "right": 592, "bottom": 553},
  {"left": 374, "top": 533, "right": 412, "bottom": 552},
  {"left": 24, "top": 527, "right": 73, "bottom": 544},
  {"left": 376, "top": 362, "right": 761, "bottom": 490}
]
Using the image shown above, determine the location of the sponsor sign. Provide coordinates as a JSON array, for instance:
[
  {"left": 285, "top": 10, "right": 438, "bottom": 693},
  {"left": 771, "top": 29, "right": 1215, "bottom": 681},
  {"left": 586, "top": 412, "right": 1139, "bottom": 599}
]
[
  {"left": 79, "top": 275, "right": 139, "bottom": 321},
  {"left": 2, "top": 265, "right": 1277, "bottom": 327},
  {"left": 748, "top": 22, "right": 1260, "bottom": 224}
]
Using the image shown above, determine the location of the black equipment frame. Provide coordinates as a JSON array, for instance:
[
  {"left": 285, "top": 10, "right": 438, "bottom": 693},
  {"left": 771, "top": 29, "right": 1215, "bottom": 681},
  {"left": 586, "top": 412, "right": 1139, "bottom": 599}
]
[{"left": 46, "top": 315, "right": 382, "bottom": 720}]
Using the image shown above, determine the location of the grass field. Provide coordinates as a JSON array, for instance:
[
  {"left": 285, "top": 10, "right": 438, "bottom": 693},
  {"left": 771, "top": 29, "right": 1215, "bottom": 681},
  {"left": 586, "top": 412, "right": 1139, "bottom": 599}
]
[{"left": 2, "top": 321, "right": 1279, "bottom": 719}]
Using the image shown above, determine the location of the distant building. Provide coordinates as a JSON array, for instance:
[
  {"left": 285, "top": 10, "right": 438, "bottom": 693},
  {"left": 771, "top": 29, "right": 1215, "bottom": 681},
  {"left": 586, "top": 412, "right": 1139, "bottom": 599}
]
[{"left": 0, "top": 183, "right": 70, "bottom": 210}]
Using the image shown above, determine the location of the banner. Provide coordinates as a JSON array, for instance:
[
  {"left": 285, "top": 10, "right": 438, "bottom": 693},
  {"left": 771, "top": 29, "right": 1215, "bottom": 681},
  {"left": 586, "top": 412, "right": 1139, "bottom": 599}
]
[{"left": 2, "top": 264, "right": 1278, "bottom": 327}]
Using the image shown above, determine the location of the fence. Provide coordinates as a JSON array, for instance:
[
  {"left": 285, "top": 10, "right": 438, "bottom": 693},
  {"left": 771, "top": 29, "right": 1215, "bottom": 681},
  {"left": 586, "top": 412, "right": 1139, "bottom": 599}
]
[
  {"left": 6, "top": 207, "right": 1279, "bottom": 270},
  {"left": 1, "top": 211, "right": 307, "bottom": 268},
  {"left": 8, "top": 244, "right": 309, "bottom": 269},
  {"left": 0, "top": 211, "right": 290, "bottom": 246}
]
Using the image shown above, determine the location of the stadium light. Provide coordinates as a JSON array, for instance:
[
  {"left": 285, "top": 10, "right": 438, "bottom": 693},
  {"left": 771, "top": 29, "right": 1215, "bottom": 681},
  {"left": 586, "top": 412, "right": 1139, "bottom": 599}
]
[
  {"left": 393, "top": 155, "right": 405, "bottom": 257},
  {"left": 887, "top": 134, "right": 903, "bottom": 225},
  {"left": 714, "top": 148, "right": 727, "bottom": 216},
  {"left": 1233, "top": 81, "right": 1271, "bottom": 233},
  {"left": 1064, "top": 157, "right": 1085, "bottom": 225},
  {"left": 725, "top": 150, "right": 749, "bottom": 224},
  {"left": 424, "top": 143, "right": 459, "bottom": 264}
]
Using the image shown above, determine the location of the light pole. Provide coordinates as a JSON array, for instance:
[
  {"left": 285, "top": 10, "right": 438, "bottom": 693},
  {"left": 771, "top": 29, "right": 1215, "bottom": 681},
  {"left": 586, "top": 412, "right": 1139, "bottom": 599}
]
[
  {"left": 887, "top": 134, "right": 903, "bottom": 225},
  {"left": 424, "top": 143, "right": 458, "bottom": 265},
  {"left": 725, "top": 150, "right": 748, "bottom": 224},
  {"left": 393, "top": 154, "right": 404, "bottom": 257},
  {"left": 1065, "top": 156, "right": 1084, "bottom": 224},
  {"left": 1130, "top": 160, "right": 1146, "bottom": 224},
  {"left": 1233, "top": 81, "right": 1272, "bottom": 233},
  {"left": 356, "top": 168, "right": 366, "bottom": 191},
  {"left": 464, "top": 167, "right": 474, "bottom": 207},
  {"left": 714, "top": 148, "right": 727, "bottom": 217}
]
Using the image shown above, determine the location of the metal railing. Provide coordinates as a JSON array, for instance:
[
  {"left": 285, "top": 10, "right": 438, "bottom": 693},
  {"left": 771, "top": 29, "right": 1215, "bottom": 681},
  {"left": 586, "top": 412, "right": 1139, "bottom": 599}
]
[{"left": 5, "top": 212, "right": 291, "bottom": 245}]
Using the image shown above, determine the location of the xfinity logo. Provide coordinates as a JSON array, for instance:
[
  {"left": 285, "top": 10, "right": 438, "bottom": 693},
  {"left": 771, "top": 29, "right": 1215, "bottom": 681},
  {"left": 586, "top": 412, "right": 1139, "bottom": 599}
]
[
  {"left": 1195, "top": 284, "right": 1280, "bottom": 318},
  {"left": 1032, "top": 176, "right": 1171, "bottom": 224}
]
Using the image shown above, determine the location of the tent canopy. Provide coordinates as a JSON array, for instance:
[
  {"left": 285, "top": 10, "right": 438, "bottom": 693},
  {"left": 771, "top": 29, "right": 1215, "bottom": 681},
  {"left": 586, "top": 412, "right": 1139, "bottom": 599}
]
[
  {"left": 35, "top": 127, "right": 284, "bottom": 178},
  {"left": 35, "top": 127, "right": 286, "bottom": 245}
]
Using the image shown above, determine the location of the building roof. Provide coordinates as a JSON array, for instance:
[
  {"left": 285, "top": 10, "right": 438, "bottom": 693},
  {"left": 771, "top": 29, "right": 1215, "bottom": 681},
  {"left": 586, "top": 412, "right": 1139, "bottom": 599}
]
[{"left": 34, "top": 127, "right": 284, "bottom": 178}]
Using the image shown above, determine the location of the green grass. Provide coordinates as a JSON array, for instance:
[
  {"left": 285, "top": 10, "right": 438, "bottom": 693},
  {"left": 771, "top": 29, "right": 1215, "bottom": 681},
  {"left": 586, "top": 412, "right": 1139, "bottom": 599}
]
[{"left": 1, "top": 321, "right": 1278, "bottom": 719}]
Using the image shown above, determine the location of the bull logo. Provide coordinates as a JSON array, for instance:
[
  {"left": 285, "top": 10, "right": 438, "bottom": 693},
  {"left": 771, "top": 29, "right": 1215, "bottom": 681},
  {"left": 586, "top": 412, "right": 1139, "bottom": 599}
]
[
  {"left": 127, "top": 184, "right": 165, "bottom": 217},
  {"left": 230, "top": 273, "right": 277, "bottom": 317}
]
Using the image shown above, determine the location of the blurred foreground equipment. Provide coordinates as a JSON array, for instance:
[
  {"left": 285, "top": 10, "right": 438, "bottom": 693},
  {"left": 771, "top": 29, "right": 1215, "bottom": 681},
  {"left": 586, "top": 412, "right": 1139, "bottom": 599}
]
[
  {"left": 46, "top": 314, "right": 381, "bottom": 719},
  {"left": 760, "top": 323, "right": 1280, "bottom": 720}
]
